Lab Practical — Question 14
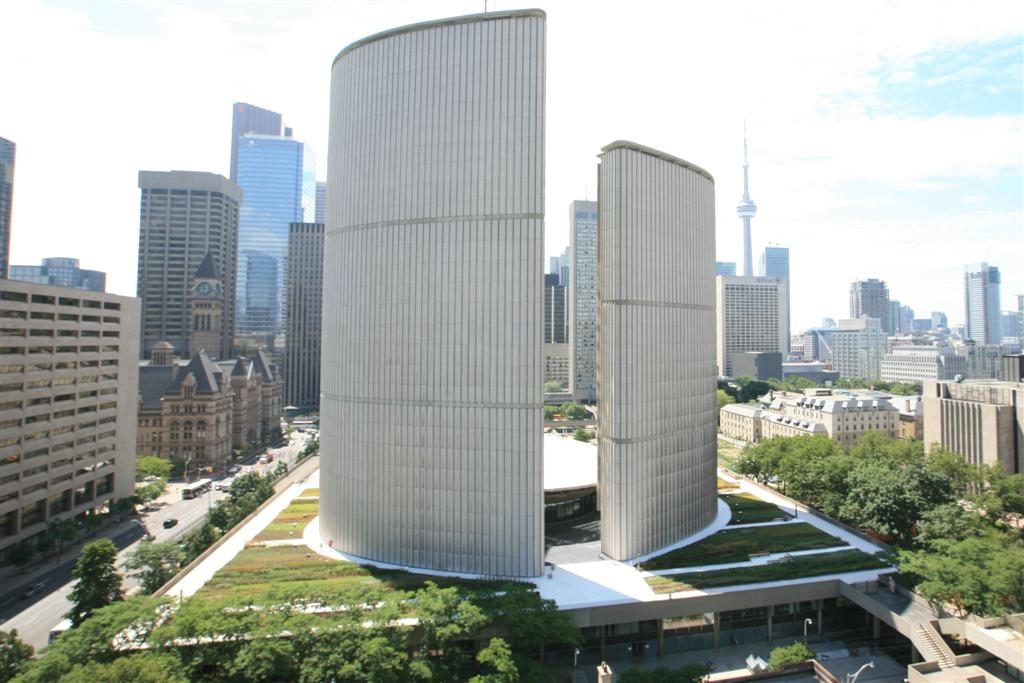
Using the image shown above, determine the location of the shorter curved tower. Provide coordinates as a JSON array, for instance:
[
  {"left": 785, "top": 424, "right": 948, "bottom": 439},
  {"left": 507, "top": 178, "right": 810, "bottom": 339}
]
[{"left": 597, "top": 141, "right": 718, "bottom": 561}]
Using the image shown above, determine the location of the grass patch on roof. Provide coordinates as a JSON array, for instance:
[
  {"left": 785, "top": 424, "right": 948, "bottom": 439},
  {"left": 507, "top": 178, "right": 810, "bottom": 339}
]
[
  {"left": 251, "top": 498, "right": 320, "bottom": 542},
  {"left": 722, "top": 492, "right": 792, "bottom": 525},
  {"left": 641, "top": 522, "right": 844, "bottom": 571},
  {"left": 646, "top": 550, "right": 889, "bottom": 593}
]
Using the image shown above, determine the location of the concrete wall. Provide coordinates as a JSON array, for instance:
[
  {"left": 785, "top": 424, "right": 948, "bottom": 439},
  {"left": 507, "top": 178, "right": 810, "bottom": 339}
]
[
  {"left": 597, "top": 141, "right": 717, "bottom": 561},
  {"left": 320, "top": 10, "right": 546, "bottom": 577}
]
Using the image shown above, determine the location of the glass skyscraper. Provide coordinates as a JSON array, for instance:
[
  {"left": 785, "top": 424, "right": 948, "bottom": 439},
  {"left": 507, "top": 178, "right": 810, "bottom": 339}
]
[
  {"left": 759, "top": 246, "right": 790, "bottom": 351},
  {"left": 229, "top": 103, "right": 282, "bottom": 181},
  {"left": 9, "top": 257, "right": 106, "bottom": 292},
  {"left": 0, "top": 136, "right": 14, "bottom": 278},
  {"left": 964, "top": 262, "right": 1001, "bottom": 346},
  {"left": 236, "top": 133, "right": 315, "bottom": 335}
]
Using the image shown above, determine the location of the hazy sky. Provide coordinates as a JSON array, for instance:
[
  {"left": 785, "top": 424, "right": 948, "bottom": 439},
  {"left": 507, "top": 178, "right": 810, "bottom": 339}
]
[{"left": 2, "top": 0, "right": 1022, "bottom": 331}]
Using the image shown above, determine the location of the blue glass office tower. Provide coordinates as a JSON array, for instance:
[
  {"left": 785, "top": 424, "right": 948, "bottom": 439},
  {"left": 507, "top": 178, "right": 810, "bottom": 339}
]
[
  {"left": 759, "top": 246, "right": 791, "bottom": 352},
  {"left": 236, "top": 133, "right": 315, "bottom": 335}
]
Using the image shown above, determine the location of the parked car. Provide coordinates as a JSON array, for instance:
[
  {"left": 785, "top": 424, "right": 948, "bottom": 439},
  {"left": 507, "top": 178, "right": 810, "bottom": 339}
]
[
  {"left": 162, "top": 518, "right": 179, "bottom": 529},
  {"left": 214, "top": 478, "right": 234, "bottom": 492},
  {"left": 227, "top": 465, "right": 241, "bottom": 475},
  {"left": 21, "top": 582, "right": 45, "bottom": 599}
]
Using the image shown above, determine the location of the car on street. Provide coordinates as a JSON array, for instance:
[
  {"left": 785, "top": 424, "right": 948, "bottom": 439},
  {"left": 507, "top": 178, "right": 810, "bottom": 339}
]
[
  {"left": 162, "top": 518, "right": 179, "bottom": 529},
  {"left": 21, "top": 582, "right": 45, "bottom": 599},
  {"left": 215, "top": 478, "right": 234, "bottom": 491},
  {"left": 227, "top": 465, "right": 240, "bottom": 475}
]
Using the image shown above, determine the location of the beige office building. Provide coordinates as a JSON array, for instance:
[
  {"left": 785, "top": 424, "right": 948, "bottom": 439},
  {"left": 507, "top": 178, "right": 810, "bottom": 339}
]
[
  {"left": 320, "top": 10, "right": 546, "bottom": 577},
  {"left": 880, "top": 346, "right": 965, "bottom": 385},
  {"left": 715, "top": 275, "right": 788, "bottom": 378},
  {"left": 597, "top": 141, "right": 717, "bottom": 561},
  {"left": 0, "top": 280, "right": 139, "bottom": 557},
  {"left": 924, "top": 379, "right": 1023, "bottom": 474}
]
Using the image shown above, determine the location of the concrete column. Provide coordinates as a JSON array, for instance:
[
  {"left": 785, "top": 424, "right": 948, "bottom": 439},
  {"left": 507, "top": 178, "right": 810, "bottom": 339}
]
[
  {"left": 713, "top": 612, "right": 720, "bottom": 649},
  {"left": 817, "top": 603, "right": 823, "bottom": 636},
  {"left": 767, "top": 607, "right": 773, "bottom": 642},
  {"left": 657, "top": 619, "right": 665, "bottom": 656},
  {"left": 600, "top": 625, "right": 607, "bottom": 660},
  {"left": 872, "top": 616, "right": 881, "bottom": 640}
]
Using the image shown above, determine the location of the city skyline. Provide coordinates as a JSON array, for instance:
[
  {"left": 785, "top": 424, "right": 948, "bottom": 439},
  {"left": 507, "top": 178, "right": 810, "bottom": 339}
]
[{"left": 0, "top": 0, "right": 1021, "bottom": 331}]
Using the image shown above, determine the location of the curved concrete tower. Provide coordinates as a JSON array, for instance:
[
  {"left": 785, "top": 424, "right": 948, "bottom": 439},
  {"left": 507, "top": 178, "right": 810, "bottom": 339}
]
[
  {"left": 320, "top": 10, "right": 546, "bottom": 577},
  {"left": 597, "top": 141, "right": 718, "bottom": 561}
]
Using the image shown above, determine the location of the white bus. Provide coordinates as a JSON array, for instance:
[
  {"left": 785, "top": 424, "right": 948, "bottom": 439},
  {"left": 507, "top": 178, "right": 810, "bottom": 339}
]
[
  {"left": 48, "top": 618, "right": 72, "bottom": 643},
  {"left": 181, "top": 478, "right": 212, "bottom": 500}
]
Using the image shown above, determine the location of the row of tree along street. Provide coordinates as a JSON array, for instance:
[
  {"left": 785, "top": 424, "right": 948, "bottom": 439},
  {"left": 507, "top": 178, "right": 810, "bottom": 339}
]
[{"left": 733, "top": 433, "right": 1024, "bottom": 617}]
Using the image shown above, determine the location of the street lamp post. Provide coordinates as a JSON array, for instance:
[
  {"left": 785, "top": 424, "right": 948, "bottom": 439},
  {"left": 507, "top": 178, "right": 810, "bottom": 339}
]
[
  {"left": 804, "top": 618, "right": 813, "bottom": 641},
  {"left": 574, "top": 648, "right": 580, "bottom": 670},
  {"left": 846, "top": 661, "right": 874, "bottom": 683}
]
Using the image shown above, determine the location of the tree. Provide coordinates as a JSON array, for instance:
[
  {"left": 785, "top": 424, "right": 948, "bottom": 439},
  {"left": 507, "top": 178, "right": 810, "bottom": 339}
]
[
  {"left": 0, "top": 629, "right": 33, "bottom": 682},
  {"left": 136, "top": 479, "right": 167, "bottom": 506},
  {"left": 775, "top": 437, "right": 850, "bottom": 515},
  {"left": 229, "top": 638, "right": 298, "bottom": 683},
  {"left": 413, "top": 582, "right": 488, "bottom": 679},
  {"left": 544, "top": 405, "right": 558, "bottom": 421},
  {"left": 840, "top": 459, "right": 952, "bottom": 545},
  {"left": 543, "top": 380, "right": 562, "bottom": 393},
  {"left": 734, "top": 377, "right": 774, "bottom": 404},
  {"left": 573, "top": 428, "right": 593, "bottom": 442},
  {"left": 135, "top": 456, "right": 173, "bottom": 482},
  {"left": 900, "top": 532, "right": 1024, "bottom": 617},
  {"left": 925, "top": 448, "right": 978, "bottom": 496},
  {"left": 559, "top": 401, "right": 589, "bottom": 420},
  {"left": 57, "top": 654, "right": 187, "bottom": 683},
  {"left": 768, "top": 642, "right": 814, "bottom": 671},
  {"left": 7, "top": 541, "right": 35, "bottom": 568},
  {"left": 915, "top": 503, "right": 984, "bottom": 548},
  {"left": 15, "top": 597, "right": 168, "bottom": 683},
  {"left": 735, "top": 437, "right": 789, "bottom": 485},
  {"left": 716, "top": 389, "right": 734, "bottom": 412},
  {"left": 972, "top": 466, "right": 1024, "bottom": 523},
  {"left": 273, "top": 461, "right": 288, "bottom": 478},
  {"left": 67, "top": 539, "right": 123, "bottom": 626},
  {"left": 125, "top": 542, "right": 185, "bottom": 594},
  {"left": 469, "top": 638, "right": 518, "bottom": 683},
  {"left": 491, "top": 584, "right": 582, "bottom": 655},
  {"left": 182, "top": 522, "right": 220, "bottom": 562}
]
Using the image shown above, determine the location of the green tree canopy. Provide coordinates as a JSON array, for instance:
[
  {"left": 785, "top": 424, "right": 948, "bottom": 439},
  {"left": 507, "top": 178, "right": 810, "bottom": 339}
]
[
  {"left": 768, "top": 641, "right": 815, "bottom": 671},
  {"left": 840, "top": 459, "right": 952, "bottom": 544},
  {"left": 57, "top": 654, "right": 187, "bottom": 683},
  {"left": 67, "top": 539, "right": 123, "bottom": 626},
  {"left": 0, "top": 629, "right": 33, "bottom": 683},
  {"left": 543, "top": 380, "right": 562, "bottom": 393},
  {"left": 469, "top": 638, "right": 518, "bottom": 683},
  {"left": 559, "top": 401, "right": 590, "bottom": 420},
  {"left": 125, "top": 542, "right": 185, "bottom": 594},
  {"left": 574, "top": 428, "right": 593, "bottom": 442},
  {"left": 135, "top": 456, "right": 173, "bottom": 482},
  {"left": 716, "top": 389, "right": 734, "bottom": 412}
]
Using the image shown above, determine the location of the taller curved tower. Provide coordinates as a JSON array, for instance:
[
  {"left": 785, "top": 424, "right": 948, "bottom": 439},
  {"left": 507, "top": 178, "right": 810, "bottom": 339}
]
[
  {"left": 320, "top": 10, "right": 546, "bottom": 577},
  {"left": 737, "top": 133, "right": 757, "bottom": 276},
  {"left": 597, "top": 141, "right": 718, "bottom": 561}
]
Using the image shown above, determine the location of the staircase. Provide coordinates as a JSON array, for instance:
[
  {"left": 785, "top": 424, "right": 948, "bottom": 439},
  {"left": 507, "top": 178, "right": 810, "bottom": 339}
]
[{"left": 915, "top": 623, "right": 955, "bottom": 669}]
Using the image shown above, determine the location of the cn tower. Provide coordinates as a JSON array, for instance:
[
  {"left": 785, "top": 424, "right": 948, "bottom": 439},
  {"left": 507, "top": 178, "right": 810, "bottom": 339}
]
[{"left": 736, "top": 131, "right": 757, "bottom": 275}]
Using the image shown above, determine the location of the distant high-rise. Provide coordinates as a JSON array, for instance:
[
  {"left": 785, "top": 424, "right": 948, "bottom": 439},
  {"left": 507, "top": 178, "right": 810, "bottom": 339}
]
[
  {"left": 899, "top": 305, "right": 914, "bottom": 334},
  {"left": 315, "top": 181, "right": 327, "bottom": 225},
  {"left": 889, "top": 300, "right": 901, "bottom": 336},
  {"left": 931, "top": 311, "right": 948, "bottom": 331},
  {"left": 964, "top": 262, "right": 1001, "bottom": 345},
  {"left": 716, "top": 275, "right": 788, "bottom": 377},
  {"left": 758, "top": 246, "right": 790, "bottom": 352},
  {"left": 9, "top": 257, "right": 105, "bottom": 292},
  {"left": 549, "top": 246, "right": 569, "bottom": 286},
  {"left": 736, "top": 133, "right": 757, "bottom": 276},
  {"left": 570, "top": 200, "right": 598, "bottom": 402},
  {"left": 833, "top": 317, "right": 886, "bottom": 381},
  {"left": 597, "top": 141, "right": 717, "bottom": 561},
  {"left": 235, "top": 133, "right": 315, "bottom": 335},
  {"left": 543, "top": 273, "right": 567, "bottom": 344},
  {"left": 1018, "top": 296, "right": 1024, "bottom": 341},
  {"left": 229, "top": 102, "right": 282, "bottom": 181},
  {"left": 137, "top": 171, "right": 241, "bottom": 360},
  {"left": 285, "top": 222, "right": 324, "bottom": 410},
  {"left": 0, "top": 136, "right": 14, "bottom": 278},
  {"left": 850, "top": 278, "right": 892, "bottom": 333},
  {"left": 716, "top": 261, "right": 737, "bottom": 276}
]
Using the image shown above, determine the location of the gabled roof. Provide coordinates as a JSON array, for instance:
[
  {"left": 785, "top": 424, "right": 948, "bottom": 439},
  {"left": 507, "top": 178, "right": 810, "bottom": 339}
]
[
  {"left": 193, "top": 252, "right": 219, "bottom": 280},
  {"left": 138, "top": 365, "right": 176, "bottom": 410},
  {"left": 253, "top": 349, "right": 275, "bottom": 382},
  {"left": 166, "top": 350, "right": 223, "bottom": 396}
]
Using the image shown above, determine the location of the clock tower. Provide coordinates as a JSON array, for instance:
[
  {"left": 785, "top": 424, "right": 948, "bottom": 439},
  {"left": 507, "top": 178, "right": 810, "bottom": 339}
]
[{"left": 188, "top": 251, "right": 224, "bottom": 359}]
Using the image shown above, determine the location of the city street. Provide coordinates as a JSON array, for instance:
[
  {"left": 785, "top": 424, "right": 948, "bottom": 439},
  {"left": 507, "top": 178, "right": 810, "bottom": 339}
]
[{"left": 0, "top": 429, "right": 314, "bottom": 651}]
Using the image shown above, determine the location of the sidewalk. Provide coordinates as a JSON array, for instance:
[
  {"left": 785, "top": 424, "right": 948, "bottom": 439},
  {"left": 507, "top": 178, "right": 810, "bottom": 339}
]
[{"left": 0, "top": 516, "right": 143, "bottom": 595}]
